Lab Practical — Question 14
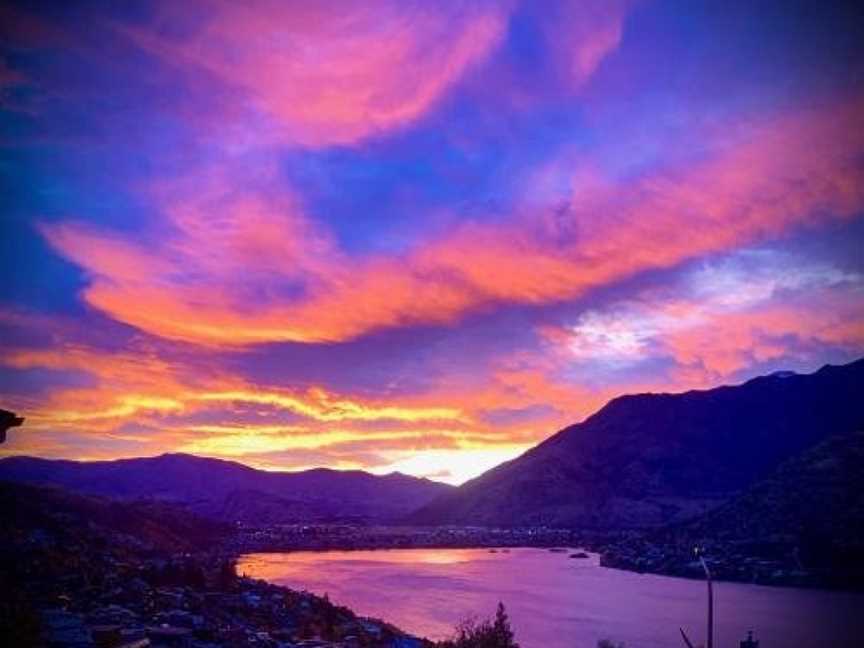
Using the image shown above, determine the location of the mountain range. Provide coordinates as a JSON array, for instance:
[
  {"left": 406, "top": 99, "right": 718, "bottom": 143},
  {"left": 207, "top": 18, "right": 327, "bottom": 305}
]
[
  {"left": 410, "top": 358, "right": 864, "bottom": 528},
  {"left": 3, "top": 358, "right": 862, "bottom": 530},
  {"left": 0, "top": 452, "right": 452, "bottom": 523}
]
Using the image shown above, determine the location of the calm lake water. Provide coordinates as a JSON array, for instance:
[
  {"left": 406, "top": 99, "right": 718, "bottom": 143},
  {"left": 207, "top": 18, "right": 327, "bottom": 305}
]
[{"left": 238, "top": 548, "right": 862, "bottom": 648}]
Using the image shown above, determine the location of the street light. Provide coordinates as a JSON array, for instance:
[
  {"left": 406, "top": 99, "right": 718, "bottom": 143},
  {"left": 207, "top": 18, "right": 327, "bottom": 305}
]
[
  {"left": 697, "top": 546, "right": 714, "bottom": 648},
  {"left": 679, "top": 546, "right": 714, "bottom": 648}
]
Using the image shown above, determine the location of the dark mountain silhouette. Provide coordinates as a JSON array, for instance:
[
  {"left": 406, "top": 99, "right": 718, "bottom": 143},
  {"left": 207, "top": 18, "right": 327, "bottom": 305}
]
[
  {"left": 410, "top": 358, "right": 864, "bottom": 529},
  {"left": 0, "top": 452, "right": 452, "bottom": 523}
]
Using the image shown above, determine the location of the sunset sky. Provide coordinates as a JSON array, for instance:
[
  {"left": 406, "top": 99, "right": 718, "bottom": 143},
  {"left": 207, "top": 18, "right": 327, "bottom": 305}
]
[{"left": 2, "top": 0, "right": 863, "bottom": 484}]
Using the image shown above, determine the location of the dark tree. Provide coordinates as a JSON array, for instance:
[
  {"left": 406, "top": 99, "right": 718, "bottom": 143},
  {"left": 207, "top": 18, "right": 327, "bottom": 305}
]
[
  {"left": 492, "top": 602, "right": 516, "bottom": 646},
  {"left": 439, "top": 602, "right": 519, "bottom": 648}
]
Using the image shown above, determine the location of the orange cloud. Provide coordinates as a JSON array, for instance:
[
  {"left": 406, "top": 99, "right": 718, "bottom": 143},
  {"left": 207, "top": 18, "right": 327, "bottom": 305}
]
[
  {"left": 0, "top": 309, "right": 562, "bottom": 482},
  {"left": 192, "top": 390, "right": 466, "bottom": 424},
  {"left": 0, "top": 336, "right": 470, "bottom": 442},
  {"left": 0, "top": 332, "right": 529, "bottom": 483}
]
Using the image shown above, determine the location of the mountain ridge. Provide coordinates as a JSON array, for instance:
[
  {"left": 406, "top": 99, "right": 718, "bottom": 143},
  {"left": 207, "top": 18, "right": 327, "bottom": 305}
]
[
  {"left": 0, "top": 451, "right": 453, "bottom": 524},
  {"left": 4, "top": 359, "right": 862, "bottom": 529},
  {"left": 409, "top": 358, "right": 864, "bottom": 528}
]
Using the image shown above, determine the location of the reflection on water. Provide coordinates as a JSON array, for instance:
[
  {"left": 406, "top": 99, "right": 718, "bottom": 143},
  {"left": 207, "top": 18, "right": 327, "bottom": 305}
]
[{"left": 238, "top": 547, "right": 862, "bottom": 648}]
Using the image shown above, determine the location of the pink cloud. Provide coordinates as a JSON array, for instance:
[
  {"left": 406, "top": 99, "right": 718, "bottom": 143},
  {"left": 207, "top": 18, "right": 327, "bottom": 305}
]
[
  {"left": 540, "top": 0, "right": 634, "bottom": 87},
  {"left": 541, "top": 248, "right": 864, "bottom": 385},
  {"left": 450, "top": 0, "right": 634, "bottom": 118},
  {"left": 40, "top": 95, "right": 864, "bottom": 346},
  {"left": 125, "top": 0, "right": 513, "bottom": 148},
  {"left": 661, "top": 294, "right": 864, "bottom": 379}
]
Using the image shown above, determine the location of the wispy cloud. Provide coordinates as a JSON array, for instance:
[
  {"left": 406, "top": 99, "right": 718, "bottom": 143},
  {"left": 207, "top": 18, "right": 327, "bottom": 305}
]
[{"left": 40, "top": 97, "right": 864, "bottom": 346}]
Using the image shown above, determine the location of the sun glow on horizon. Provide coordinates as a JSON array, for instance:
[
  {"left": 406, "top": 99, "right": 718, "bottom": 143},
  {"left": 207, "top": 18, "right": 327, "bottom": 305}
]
[{"left": 370, "top": 445, "right": 533, "bottom": 486}]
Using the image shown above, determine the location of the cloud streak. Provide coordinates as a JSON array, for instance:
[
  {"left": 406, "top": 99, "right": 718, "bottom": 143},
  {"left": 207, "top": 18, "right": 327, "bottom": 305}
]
[{"left": 41, "top": 96, "right": 864, "bottom": 346}]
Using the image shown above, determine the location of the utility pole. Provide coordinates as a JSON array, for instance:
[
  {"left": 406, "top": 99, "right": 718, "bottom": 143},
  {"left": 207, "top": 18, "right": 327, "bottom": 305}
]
[{"left": 679, "top": 546, "right": 715, "bottom": 648}]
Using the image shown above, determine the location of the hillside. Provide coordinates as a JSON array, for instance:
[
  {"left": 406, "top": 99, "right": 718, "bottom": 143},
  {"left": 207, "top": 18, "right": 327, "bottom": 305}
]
[
  {"left": 601, "top": 430, "right": 864, "bottom": 588},
  {"left": 686, "top": 429, "right": 864, "bottom": 548},
  {"left": 0, "top": 480, "right": 230, "bottom": 553},
  {"left": 0, "top": 452, "right": 453, "bottom": 524},
  {"left": 410, "top": 358, "right": 864, "bottom": 528}
]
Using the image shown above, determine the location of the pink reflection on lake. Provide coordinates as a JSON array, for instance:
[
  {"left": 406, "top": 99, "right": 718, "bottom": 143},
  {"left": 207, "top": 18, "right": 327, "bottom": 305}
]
[{"left": 238, "top": 548, "right": 862, "bottom": 648}]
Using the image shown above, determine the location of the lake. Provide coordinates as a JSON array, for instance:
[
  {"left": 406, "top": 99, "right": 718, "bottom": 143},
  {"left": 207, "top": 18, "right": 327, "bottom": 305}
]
[{"left": 238, "top": 548, "right": 862, "bottom": 647}]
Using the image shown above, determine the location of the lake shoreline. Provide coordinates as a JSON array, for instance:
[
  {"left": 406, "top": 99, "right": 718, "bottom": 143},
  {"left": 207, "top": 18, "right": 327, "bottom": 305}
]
[{"left": 226, "top": 523, "right": 861, "bottom": 592}]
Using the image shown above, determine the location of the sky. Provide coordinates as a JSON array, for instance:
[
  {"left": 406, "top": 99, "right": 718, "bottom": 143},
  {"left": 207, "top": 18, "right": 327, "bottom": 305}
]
[{"left": 1, "top": 0, "right": 863, "bottom": 484}]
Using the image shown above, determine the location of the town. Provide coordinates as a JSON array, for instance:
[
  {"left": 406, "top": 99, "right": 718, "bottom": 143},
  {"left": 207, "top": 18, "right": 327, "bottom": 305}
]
[{"left": 229, "top": 523, "right": 842, "bottom": 590}]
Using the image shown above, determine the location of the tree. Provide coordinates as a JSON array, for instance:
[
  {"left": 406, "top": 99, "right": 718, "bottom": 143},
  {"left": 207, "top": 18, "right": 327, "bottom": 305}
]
[
  {"left": 492, "top": 602, "right": 516, "bottom": 646},
  {"left": 438, "top": 602, "right": 519, "bottom": 648}
]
